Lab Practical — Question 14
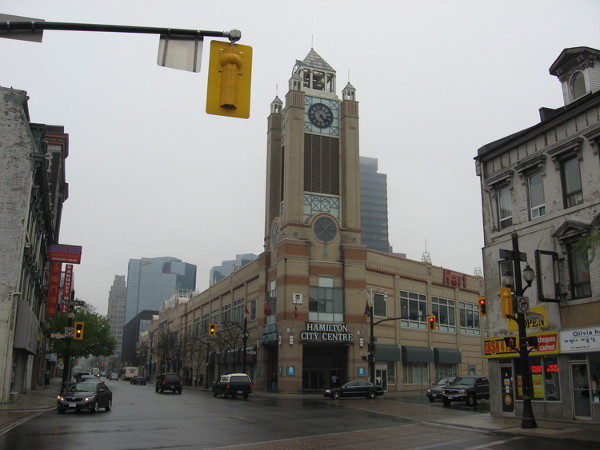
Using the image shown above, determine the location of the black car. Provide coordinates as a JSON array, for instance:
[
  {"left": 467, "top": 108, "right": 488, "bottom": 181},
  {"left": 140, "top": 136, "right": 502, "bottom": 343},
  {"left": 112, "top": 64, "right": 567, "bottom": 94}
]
[
  {"left": 212, "top": 373, "right": 252, "bottom": 399},
  {"left": 130, "top": 376, "right": 147, "bottom": 385},
  {"left": 426, "top": 377, "right": 456, "bottom": 402},
  {"left": 323, "top": 380, "right": 384, "bottom": 399},
  {"left": 442, "top": 376, "right": 490, "bottom": 406},
  {"left": 155, "top": 373, "right": 183, "bottom": 394},
  {"left": 57, "top": 381, "right": 112, "bottom": 413}
]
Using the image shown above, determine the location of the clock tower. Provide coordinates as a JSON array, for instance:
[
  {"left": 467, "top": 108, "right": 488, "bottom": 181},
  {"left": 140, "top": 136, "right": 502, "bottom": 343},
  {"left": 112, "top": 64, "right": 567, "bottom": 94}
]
[{"left": 265, "top": 48, "right": 361, "bottom": 258}]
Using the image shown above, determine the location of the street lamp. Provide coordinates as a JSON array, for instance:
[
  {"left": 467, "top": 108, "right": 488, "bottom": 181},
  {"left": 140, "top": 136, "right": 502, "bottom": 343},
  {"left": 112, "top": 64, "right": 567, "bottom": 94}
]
[{"left": 500, "top": 232, "right": 538, "bottom": 429}]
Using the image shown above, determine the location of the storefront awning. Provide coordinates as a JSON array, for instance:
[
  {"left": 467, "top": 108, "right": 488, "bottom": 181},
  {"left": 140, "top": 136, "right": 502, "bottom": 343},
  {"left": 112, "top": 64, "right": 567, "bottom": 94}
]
[
  {"left": 375, "top": 344, "right": 401, "bottom": 361},
  {"left": 434, "top": 348, "right": 461, "bottom": 364},
  {"left": 402, "top": 346, "right": 433, "bottom": 363}
]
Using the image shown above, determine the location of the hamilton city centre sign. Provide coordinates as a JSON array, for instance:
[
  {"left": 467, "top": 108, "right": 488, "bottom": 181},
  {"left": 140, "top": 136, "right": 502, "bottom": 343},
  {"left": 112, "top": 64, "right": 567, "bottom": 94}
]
[{"left": 300, "top": 323, "right": 354, "bottom": 343}]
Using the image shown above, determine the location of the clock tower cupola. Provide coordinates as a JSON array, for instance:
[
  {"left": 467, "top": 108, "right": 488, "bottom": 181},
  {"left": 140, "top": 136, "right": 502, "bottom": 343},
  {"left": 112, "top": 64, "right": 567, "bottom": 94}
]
[{"left": 265, "top": 49, "right": 361, "bottom": 260}]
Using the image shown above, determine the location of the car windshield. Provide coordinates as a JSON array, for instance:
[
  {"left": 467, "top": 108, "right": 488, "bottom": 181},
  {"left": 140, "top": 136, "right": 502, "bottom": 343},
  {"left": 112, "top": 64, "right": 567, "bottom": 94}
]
[
  {"left": 69, "top": 382, "right": 96, "bottom": 392},
  {"left": 449, "top": 377, "right": 474, "bottom": 385}
]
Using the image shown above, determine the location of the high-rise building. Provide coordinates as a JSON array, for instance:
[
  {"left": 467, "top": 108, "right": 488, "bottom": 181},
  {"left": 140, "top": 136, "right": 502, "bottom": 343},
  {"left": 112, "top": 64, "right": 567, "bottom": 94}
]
[
  {"left": 124, "top": 257, "right": 196, "bottom": 324},
  {"left": 360, "top": 156, "right": 391, "bottom": 253},
  {"left": 107, "top": 275, "right": 127, "bottom": 355},
  {"left": 210, "top": 253, "right": 258, "bottom": 285}
]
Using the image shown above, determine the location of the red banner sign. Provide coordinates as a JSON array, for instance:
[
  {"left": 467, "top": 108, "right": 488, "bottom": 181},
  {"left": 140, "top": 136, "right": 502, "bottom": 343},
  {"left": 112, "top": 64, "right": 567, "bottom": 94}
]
[
  {"left": 48, "top": 244, "right": 82, "bottom": 264},
  {"left": 46, "top": 262, "right": 61, "bottom": 317},
  {"left": 63, "top": 264, "right": 73, "bottom": 300}
]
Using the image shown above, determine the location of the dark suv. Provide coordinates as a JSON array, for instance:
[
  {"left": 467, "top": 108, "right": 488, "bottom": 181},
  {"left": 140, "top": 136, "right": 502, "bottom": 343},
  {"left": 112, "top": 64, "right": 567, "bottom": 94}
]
[
  {"left": 442, "top": 376, "right": 489, "bottom": 406},
  {"left": 155, "top": 373, "right": 183, "bottom": 394}
]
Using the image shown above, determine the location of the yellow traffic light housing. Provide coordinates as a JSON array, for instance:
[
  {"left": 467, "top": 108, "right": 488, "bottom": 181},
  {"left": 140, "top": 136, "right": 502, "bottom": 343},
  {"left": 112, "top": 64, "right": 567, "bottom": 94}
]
[
  {"left": 478, "top": 296, "right": 487, "bottom": 316},
  {"left": 206, "top": 40, "right": 253, "bottom": 118},
  {"left": 208, "top": 323, "right": 217, "bottom": 337},
  {"left": 500, "top": 287, "right": 514, "bottom": 317},
  {"left": 74, "top": 321, "right": 84, "bottom": 340},
  {"left": 427, "top": 315, "right": 436, "bottom": 330}
]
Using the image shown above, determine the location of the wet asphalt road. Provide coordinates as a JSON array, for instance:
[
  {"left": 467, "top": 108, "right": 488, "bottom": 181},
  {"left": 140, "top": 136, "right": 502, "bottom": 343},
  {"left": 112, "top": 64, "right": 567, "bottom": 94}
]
[{"left": 0, "top": 381, "right": 587, "bottom": 450}]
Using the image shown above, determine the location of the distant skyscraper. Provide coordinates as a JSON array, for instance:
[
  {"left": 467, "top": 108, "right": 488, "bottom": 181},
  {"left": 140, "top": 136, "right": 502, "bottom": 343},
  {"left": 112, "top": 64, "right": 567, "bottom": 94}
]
[
  {"left": 124, "top": 257, "right": 196, "bottom": 323},
  {"left": 107, "top": 275, "right": 127, "bottom": 355},
  {"left": 360, "top": 156, "right": 391, "bottom": 253},
  {"left": 210, "top": 253, "right": 258, "bottom": 285}
]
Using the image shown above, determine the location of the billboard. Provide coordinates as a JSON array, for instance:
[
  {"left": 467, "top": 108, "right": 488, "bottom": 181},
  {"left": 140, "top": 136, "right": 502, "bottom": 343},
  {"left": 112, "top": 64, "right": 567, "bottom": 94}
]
[{"left": 48, "top": 244, "right": 82, "bottom": 264}]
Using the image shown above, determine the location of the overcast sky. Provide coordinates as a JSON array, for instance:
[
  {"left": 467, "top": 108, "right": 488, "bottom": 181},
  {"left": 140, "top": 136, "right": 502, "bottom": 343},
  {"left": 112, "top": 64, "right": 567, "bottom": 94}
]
[{"left": 3, "top": 0, "right": 599, "bottom": 314}]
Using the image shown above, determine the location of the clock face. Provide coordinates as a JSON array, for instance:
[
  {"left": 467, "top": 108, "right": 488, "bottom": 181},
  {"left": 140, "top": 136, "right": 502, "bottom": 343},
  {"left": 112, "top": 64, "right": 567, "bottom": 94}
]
[{"left": 308, "top": 103, "right": 334, "bottom": 128}]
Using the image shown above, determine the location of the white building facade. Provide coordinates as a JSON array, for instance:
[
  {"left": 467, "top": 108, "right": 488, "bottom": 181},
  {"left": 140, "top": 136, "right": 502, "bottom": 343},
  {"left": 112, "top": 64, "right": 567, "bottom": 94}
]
[{"left": 475, "top": 47, "right": 600, "bottom": 422}]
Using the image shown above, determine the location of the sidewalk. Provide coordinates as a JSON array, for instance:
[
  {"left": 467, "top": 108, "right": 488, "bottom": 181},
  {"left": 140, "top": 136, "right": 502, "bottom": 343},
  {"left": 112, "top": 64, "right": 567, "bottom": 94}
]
[{"left": 1, "top": 380, "right": 599, "bottom": 446}]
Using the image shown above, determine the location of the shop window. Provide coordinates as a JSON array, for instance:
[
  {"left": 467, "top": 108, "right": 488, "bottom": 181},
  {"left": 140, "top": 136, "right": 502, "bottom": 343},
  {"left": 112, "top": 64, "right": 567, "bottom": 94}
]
[
  {"left": 435, "top": 364, "right": 457, "bottom": 380},
  {"left": 402, "top": 362, "right": 428, "bottom": 384},
  {"left": 497, "top": 185, "right": 513, "bottom": 229},
  {"left": 432, "top": 297, "right": 456, "bottom": 332},
  {"left": 567, "top": 242, "right": 592, "bottom": 299},
  {"left": 561, "top": 156, "right": 583, "bottom": 208},
  {"left": 308, "top": 276, "right": 344, "bottom": 322},
  {"left": 400, "top": 291, "right": 427, "bottom": 329},
  {"left": 387, "top": 362, "right": 396, "bottom": 385},
  {"left": 590, "top": 353, "right": 600, "bottom": 403},
  {"left": 528, "top": 172, "right": 546, "bottom": 219},
  {"left": 459, "top": 302, "right": 480, "bottom": 335},
  {"left": 516, "top": 356, "right": 560, "bottom": 401}
]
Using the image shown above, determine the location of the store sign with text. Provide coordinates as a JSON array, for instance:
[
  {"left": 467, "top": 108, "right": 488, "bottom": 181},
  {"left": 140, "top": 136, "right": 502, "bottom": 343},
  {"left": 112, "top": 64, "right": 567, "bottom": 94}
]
[
  {"left": 300, "top": 322, "right": 354, "bottom": 343},
  {"left": 559, "top": 326, "right": 600, "bottom": 353},
  {"left": 484, "top": 331, "right": 558, "bottom": 358}
]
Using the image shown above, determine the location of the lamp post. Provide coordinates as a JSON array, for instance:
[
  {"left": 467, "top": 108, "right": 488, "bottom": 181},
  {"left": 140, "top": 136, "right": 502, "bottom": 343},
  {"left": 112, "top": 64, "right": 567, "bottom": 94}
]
[{"left": 500, "top": 232, "right": 537, "bottom": 429}]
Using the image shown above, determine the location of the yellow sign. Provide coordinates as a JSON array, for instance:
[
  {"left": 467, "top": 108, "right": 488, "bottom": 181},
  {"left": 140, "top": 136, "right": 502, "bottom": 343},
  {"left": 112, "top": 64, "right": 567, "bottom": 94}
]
[
  {"left": 206, "top": 40, "right": 252, "bottom": 118},
  {"left": 508, "top": 305, "right": 547, "bottom": 331},
  {"left": 484, "top": 331, "right": 559, "bottom": 358}
]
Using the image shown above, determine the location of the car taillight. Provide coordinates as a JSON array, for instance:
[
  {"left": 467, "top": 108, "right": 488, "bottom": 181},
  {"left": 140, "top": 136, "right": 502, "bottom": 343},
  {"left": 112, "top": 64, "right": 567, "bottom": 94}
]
[
  {"left": 226, "top": 383, "right": 230, "bottom": 389},
  {"left": 162, "top": 380, "right": 166, "bottom": 385}
]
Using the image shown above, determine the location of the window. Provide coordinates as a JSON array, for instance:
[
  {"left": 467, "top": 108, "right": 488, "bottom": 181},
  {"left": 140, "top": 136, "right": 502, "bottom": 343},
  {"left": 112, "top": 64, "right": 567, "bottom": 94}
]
[
  {"left": 403, "top": 362, "right": 428, "bottom": 384},
  {"left": 562, "top": 156, "right": 583, "bottom": 208},
  {"left": 528, "top": 172, "right": 546, "bottom": 219},
  {"left": 432, "top": 297, "right": 455, "bottom": 332},
  {"left": 232, "top": 298, "right": 244, "bottom": 323},
  {"left": 221, "top": 304, "right": 231, "bottom": 323},
  {"left": 590, "top": 353, "right": 600, "bottom": 403},
  {"left": 400, "top": 291, "right": 427, "bottom": 329},
  {"left": 497, "top": 185, "right": 513, "bottom": 229},
  {"left": 571, "top": 71, "right": 586, "bottom": 100},
  {"left": 459, "top": 302, "right": 480, "bottom": 335},
  {"left": 518, "top": 356, "right": 560, "bottom": 401},
  {"left": 568, "top": 242, "right": 591, "bottom": 298},
  {"left": 373, "top": 292, "right": 387, "bottom": 317},
  {"left": 309, "top": 276, "right": 344, "bottom": 322},
  {"left": 201, "top": 313, "right": 209, "bottom": 335},
  {"left": 250, "top": 298, "right": 257, "bottom": 320},
  {"left": 267, "top": 280, "right": 277, "bottom": 325},
  {"left": 435, "top": 364, "right": 458, "bottom": 380}
]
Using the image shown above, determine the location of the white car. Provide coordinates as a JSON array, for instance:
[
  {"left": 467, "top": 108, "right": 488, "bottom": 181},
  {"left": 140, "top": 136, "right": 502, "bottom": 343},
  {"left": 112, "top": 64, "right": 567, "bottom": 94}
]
[{"left": 108, "top": 373, "right": 119, "bottom": 381}]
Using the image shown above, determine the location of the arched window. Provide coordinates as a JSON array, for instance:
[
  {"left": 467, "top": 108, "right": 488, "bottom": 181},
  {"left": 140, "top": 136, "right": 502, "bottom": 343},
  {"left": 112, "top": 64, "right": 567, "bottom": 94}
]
[{"left": 571, "top": 72, "right": 586, "bottom": 100}]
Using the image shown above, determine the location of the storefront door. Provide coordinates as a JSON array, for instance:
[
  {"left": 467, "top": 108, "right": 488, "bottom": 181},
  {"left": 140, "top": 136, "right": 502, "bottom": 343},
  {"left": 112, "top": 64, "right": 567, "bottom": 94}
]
[
  {"left": 375, "top": 368, "right": 387, "bottom": 391},
  {"left": 570, "top": 362, "right": 591, "bottom": 419},
  {"left": 500, "top": 365, "right": 514, "bottom": 414}
]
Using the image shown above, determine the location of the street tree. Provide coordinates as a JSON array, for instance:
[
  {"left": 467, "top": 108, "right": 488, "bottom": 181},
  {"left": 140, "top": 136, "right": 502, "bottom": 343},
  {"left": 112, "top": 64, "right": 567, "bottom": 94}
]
[{"left": 47, "top": 304, "right": 117, "bottom": 359}]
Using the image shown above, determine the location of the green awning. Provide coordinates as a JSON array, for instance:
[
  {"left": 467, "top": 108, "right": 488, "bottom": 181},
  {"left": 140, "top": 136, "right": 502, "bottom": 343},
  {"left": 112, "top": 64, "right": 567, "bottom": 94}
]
[
  {"left": 402, "top": 346, "right": 433, "bottom": 363},
  {"left": 434, "top": 348, "right": 461, "bottom": 364},
  {"left": 375, "top": 344, "right": 401, "bottom": 361}
]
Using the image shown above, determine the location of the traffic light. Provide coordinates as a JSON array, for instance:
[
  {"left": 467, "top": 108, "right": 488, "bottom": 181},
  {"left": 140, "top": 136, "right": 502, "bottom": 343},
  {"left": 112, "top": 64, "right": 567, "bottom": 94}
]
[
  {"left": 206, "top": 40, "right": 253, "bottom": 118},
  {"left": 500, "top": 287, "right": 514, "bottom": 317},
  {"left": 208, "top": 323, "right": 217, "bottom": 337},
  {"left": 478, "top": 296, "right": 487, "bottom": 316},
  {"left": 427, "top": 315, "right": 436, "bottom": 330},
  {"left": 73, "top": 321, "right": 84, "bottom": 340}
]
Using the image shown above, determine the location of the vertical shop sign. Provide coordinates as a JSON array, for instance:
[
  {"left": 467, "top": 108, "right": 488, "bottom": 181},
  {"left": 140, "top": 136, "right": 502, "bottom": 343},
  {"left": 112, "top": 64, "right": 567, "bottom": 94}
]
[{"left": 46, "top": 262, "right": 61, "bottom": 317}]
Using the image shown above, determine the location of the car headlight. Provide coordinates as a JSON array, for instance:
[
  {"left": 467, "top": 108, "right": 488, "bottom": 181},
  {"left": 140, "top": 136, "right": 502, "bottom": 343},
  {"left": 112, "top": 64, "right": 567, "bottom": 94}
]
[
  {"left": 427, "top": 389, "right": 431, "bottom": 393},
  {"left": 83, "top": 395, "right": 96, "bottom": 402},
  {"left": 325, "top": 390, "right": 331, "bottom": 394},
  {"left": 57, "top": 395, "right": 64, "bottom": 401},
  {"left": 458, "top": 389, "right": 466, "bottom": 394}
]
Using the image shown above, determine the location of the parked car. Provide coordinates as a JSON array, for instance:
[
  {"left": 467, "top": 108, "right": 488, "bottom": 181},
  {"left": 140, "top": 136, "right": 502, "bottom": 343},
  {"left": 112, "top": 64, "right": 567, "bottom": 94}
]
[
  {"left": 155, "top": 373, "right": 183, "bottom": 394},
  {"left": 74, "top": 371, "right": 90, "bottom": 382},
  {"left": 442, "top": 376, "right": 490, "bottom": 406},
  {"left": 212, "top": 373, "right": 252, "bottom": 399},
  {"left": 109, "top": 373, "right": 119, "bottom": 381},
  {"left": 426, "top": 377, "right": 456, "bottom": 402},
  {"left": 57, "top": 381, "right": 112, "bottom": 413},
  {"left": 323, "top": 380, "right": 384, "bottom": 399},
  {"left": 130, "top": 376, "right": 147, "bottom": 385}
]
